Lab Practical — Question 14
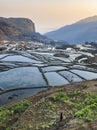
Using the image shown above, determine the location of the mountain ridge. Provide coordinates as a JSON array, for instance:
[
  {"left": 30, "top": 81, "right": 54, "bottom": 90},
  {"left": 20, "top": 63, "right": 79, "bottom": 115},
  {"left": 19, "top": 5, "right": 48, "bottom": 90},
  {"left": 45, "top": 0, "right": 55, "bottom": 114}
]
[
  {"left": 45, "top": 15, "right": 97, "bottom": 44},
  {"left": 78, "top": 15, "right": 97, "bottom": 23}
]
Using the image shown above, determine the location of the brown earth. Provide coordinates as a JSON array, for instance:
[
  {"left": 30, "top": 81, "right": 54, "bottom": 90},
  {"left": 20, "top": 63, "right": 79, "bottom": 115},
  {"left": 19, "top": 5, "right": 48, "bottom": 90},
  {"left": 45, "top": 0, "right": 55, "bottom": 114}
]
[{"left": 9, "top": 79, "right": 97, "bottom": 130}]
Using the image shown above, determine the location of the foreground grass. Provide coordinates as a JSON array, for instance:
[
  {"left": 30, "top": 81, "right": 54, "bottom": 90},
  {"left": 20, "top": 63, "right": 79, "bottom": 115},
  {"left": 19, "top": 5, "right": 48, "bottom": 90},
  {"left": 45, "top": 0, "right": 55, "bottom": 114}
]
[
  {"left": 50, "top": 89, "right": 97, "bottom": 122},
  {"left": 13, "top": 90, "right": 97, "bottom": 129},
  {"left": 0, "top": 99, "right": 31, "bottom": 130},
  {"left": 1, "top": 82, "right": 97, "bottom": 130}
]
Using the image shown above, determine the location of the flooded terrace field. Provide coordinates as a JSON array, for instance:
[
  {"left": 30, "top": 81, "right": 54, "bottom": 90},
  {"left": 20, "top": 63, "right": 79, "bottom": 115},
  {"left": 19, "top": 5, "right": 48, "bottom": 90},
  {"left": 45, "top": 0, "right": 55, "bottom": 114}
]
[{"left": 0, "top": 50, "right": 97, "bottom": 105}]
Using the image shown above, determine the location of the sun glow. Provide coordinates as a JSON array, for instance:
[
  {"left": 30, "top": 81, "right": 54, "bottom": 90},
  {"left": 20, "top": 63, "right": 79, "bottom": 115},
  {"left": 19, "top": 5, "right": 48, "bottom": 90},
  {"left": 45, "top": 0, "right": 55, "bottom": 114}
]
[{"left": 0, "top": 0, "right": 97, "bottom": 33}]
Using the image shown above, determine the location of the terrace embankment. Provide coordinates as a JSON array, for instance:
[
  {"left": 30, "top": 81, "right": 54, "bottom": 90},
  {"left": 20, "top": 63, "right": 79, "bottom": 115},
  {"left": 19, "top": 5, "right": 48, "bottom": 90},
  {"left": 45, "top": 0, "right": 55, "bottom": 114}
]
[{"left": 1, "top": 79, "right": 97, "bottom": 130}]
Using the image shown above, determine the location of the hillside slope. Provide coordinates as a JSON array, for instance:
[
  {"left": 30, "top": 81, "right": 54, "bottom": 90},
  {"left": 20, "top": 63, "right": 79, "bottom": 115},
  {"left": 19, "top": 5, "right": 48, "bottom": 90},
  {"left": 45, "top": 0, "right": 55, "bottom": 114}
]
[
  {"left": 1, "top": 80, "right": 97, "bottom": 130},
  {"left": 45, "top": 15, "right": 97, "bottom": 44}
]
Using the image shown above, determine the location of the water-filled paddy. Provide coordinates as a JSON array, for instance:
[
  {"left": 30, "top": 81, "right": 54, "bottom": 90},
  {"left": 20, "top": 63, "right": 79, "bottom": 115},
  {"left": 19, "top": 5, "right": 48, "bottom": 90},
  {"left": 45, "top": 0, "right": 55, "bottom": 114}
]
[
  {"left": 71, "top": 69, "right": 97, "bottom": 80},
  {"left": 0, "top": 67, "right": 46, "bottom": 90},
  {"left": 0, "top": 51, "right": 97, "bottom": 105},
  {"left": 44, "top": 72, "right": 69, "bottom": 86},
  {"left": 59, "top": 71, "right": 83, "bottom": 82},
  {"left": 2, "top": 55, "right": 42, "bottom": 64}
]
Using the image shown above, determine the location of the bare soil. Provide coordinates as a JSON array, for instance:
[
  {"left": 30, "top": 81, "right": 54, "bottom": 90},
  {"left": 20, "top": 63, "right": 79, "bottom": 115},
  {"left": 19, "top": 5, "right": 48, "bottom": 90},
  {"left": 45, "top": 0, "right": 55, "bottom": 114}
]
[{"left": 8, "top": 79, "right": 97, "bottom": 130}]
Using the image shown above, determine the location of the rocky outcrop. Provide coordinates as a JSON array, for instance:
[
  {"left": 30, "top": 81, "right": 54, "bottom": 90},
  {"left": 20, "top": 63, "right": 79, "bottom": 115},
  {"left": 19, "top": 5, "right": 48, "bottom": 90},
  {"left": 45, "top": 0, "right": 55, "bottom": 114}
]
[
  {"left": 0, "top": 17, "right": 64, "bottom": 45},
  {"left": 0, "top": 17, "right": 35, "bottom": 41}
]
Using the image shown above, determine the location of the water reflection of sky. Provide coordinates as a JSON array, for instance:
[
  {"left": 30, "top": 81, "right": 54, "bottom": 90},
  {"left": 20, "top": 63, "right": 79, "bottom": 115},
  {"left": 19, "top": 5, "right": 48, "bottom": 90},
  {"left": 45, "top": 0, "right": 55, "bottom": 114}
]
[
  {"left": 59, "top": 71, "right": 83, "bottom": 82},
  {"left": 0, "top": 67, "right": 46, "bottom": 90},
  {"left": 44, "top": 72, "right": 69, "bottom": 86},
  {"left": 2, "top": 55, "right": 42, "bottom": 64},
  {"left": 71, "top": 69, "right": 97, "bottom": 80},
  {"left": 0, "top": 51, "right": 97, "bottom": 106},
  {"left": 0, "top": 88, "right": 46, "bottom": 106}
]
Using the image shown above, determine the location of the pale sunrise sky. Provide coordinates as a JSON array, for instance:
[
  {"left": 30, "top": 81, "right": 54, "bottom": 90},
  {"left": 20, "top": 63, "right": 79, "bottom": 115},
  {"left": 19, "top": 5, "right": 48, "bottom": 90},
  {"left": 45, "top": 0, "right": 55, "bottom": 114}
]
[{"left": 0, "top": 0, "right": 97, "bottom": 33}]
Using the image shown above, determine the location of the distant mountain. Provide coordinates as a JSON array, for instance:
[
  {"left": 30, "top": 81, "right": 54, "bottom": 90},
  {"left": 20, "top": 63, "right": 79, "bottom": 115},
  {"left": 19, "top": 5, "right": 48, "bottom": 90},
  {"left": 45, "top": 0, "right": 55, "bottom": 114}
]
[
  {"left": 45, "top": 15, "right": 97, "bottom": 44},
  {"left": 0, "top": 17, "right": 64, "bottom": 45}
]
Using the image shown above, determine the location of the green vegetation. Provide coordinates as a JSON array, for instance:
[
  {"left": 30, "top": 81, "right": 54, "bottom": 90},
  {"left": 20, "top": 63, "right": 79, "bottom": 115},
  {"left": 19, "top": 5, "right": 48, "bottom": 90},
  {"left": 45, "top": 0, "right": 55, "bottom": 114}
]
[
  {"left": 30, "top": 98, "right": 56, "bottom": 130},
  {"left": 0, "top": 99, "right": 31, "bottom": 129},
  {"left": 50, "top": 89, "right": 97, "bottom": 122},
  {"left": 75, "top": 94, "right": 97, "bottom": 122},
  {"left": 1, "top": 83, "right": 97, "bottom": 130}
]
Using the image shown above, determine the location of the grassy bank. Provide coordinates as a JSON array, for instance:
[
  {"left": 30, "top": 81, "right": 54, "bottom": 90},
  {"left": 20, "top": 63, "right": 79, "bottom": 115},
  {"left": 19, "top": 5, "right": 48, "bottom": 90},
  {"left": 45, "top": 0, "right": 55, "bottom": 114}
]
[{"left": 1, "top": 80, "right": 97, "bottom": 130}]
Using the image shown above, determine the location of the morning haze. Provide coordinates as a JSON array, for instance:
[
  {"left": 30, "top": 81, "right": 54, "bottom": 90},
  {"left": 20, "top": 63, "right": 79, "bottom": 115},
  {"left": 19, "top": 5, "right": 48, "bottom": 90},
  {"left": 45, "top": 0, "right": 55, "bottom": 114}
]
[{"left": 0, "top": 0, "right": 97, "bottom": 33}]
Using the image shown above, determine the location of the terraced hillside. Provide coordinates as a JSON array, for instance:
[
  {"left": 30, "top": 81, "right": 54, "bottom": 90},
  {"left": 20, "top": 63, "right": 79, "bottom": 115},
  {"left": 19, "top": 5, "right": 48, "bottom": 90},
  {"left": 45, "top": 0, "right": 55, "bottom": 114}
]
[
  {"left": 1, "top": 80, "right": 97, "bottom": 130},
  {"left": 0, "top": 45, "right": 97, "bottom": 105}
]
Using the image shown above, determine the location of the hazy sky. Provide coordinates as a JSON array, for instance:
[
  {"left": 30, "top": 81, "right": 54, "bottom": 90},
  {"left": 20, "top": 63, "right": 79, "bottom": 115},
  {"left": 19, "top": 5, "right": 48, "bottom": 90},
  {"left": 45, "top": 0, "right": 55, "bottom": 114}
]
[{"left": 0, "top": 0, "right": 97, "bottom": 33}]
